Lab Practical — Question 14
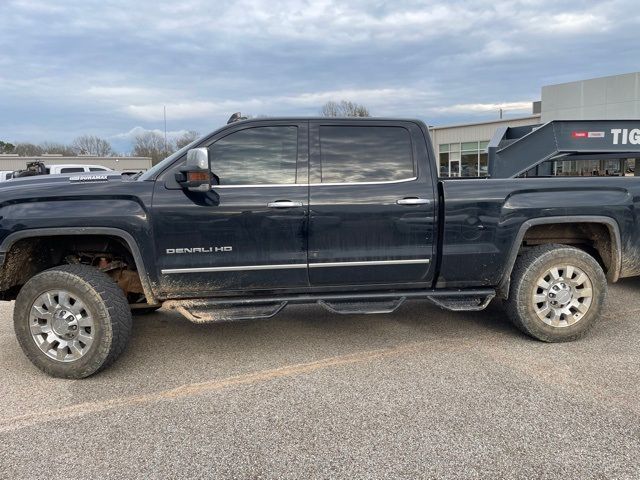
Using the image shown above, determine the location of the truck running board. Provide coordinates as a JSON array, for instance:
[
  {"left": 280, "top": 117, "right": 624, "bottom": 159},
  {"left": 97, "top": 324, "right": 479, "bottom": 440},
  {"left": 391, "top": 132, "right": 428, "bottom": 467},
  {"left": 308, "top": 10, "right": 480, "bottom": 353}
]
[
  {"left": 428, "top": 294, "right": 494, "bottom": 311},
  {"left": 318, "top": 298, "right": 407, "bottom": 315},
  {"left": 164, "top": 289, "right": 495, "bottom": 323},
  {"left": 165, "top": 300, "right": 287, "bottom": 323}
]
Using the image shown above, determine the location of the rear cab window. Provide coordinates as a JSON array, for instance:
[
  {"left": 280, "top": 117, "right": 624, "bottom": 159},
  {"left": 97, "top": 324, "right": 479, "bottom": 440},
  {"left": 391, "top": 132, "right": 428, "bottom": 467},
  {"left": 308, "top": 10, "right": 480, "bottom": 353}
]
[{"left": 318, "top": 126, "right": 415, "bottom": 184}]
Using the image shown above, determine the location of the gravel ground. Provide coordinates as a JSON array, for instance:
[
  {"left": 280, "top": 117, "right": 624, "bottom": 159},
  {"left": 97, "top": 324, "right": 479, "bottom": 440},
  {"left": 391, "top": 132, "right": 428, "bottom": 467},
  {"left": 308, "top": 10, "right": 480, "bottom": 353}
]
[{"left": 1, "top": 279, "right": 639, "bottom": 479}]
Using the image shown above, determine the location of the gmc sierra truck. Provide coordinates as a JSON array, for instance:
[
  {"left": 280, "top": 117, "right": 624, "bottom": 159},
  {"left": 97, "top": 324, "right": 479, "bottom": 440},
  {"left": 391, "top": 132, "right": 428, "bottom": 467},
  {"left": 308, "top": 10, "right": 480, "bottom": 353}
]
[{"left": 2, "top": 117, "right": 639, "bottom": 378}]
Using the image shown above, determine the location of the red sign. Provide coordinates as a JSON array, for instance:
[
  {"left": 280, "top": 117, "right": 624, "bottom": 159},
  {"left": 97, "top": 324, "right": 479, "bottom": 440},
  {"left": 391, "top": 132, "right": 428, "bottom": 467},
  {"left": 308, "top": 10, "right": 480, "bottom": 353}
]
[{"left": 572, "top": 131, "right": 588, "bottom": 138}]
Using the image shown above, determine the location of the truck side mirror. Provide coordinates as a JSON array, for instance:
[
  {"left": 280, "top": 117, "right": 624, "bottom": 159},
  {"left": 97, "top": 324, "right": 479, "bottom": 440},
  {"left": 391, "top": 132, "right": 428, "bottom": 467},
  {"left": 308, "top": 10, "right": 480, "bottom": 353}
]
[{"left": 175, "top": 148, "right": 211, "bottom": 192}]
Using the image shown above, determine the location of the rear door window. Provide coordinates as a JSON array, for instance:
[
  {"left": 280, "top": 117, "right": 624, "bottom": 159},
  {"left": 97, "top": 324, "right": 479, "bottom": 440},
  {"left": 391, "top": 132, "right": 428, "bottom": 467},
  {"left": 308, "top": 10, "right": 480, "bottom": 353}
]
[
  {"left": 60, "top": 167, "right": 85, "bottom": 173},
  {"left": 319, "top": 126, "right": 414, "bottom": 183}
]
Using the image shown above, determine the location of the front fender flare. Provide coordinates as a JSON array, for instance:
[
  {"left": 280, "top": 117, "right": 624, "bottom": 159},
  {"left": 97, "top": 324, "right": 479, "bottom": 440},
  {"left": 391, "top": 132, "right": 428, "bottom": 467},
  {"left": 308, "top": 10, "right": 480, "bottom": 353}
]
[{"left": 0, "top": 227, "right": 157, "bottom": 304}]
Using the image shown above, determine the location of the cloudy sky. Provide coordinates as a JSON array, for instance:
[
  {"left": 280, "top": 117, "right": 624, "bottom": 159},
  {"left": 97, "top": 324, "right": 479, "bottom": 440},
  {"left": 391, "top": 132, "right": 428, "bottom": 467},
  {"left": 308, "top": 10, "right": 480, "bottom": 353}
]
[{"left": 1, "top": 0, "right": 639, "bottom": 153}]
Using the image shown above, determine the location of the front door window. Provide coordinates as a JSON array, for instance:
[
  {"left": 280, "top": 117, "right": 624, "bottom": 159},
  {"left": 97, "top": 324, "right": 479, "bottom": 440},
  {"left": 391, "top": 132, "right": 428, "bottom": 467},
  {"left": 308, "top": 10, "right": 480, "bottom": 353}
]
[{"left": 209, "top": 126, "right": 299, "bottom": 185}]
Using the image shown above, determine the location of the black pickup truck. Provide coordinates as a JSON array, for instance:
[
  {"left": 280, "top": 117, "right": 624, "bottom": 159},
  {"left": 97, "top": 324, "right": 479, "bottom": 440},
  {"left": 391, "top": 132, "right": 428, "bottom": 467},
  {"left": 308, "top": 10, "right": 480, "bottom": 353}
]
[{"left": 1, "top": 117, "right": 639, "bottom": 378}]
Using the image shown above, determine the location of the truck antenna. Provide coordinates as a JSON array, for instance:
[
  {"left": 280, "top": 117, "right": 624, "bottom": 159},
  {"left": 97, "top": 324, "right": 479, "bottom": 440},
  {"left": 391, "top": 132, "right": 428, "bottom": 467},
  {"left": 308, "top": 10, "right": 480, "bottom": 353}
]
[{"left": 227, "top": 112, "right": 248, "bottom": 124}]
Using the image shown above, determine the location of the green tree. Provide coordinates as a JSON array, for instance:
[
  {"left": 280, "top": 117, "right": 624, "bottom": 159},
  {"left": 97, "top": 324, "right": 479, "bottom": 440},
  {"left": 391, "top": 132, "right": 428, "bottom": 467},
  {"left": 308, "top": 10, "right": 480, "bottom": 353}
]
[{"left": 0, "top": 141, "right": 15, "bottom": 154}]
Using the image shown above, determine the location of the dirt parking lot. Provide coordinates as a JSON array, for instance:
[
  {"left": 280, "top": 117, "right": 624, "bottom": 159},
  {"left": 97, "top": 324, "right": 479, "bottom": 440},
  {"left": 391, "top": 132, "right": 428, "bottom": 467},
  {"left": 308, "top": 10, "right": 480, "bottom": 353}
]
[{"left": 1, "top": 279, "right": 639, "bottom": 479}]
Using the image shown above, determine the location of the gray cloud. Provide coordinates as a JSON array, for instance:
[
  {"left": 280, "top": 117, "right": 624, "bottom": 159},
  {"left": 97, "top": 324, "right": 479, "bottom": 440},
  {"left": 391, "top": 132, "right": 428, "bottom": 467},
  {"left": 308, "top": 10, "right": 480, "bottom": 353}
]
[{"left": 0, "top": 0, "right": 639, "bottom": 150}]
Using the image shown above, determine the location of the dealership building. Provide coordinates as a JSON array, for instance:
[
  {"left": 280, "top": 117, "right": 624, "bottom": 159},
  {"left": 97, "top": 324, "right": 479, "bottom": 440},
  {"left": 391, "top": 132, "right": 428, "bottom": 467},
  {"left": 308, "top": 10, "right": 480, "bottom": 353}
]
[{"left": 430, "top": 72, "right": 640, "bottom": 177}]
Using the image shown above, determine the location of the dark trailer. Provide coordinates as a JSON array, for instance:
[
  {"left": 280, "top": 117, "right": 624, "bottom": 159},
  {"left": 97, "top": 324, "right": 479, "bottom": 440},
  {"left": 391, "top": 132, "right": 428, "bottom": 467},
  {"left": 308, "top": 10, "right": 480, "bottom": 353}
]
[{"left": 488, "top": 120, "right": 640, "bottom": 178}]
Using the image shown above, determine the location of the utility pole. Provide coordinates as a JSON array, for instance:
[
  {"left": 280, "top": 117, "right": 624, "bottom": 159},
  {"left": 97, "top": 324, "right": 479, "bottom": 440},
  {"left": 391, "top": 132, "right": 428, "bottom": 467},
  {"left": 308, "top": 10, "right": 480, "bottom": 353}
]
[{"left": 163, "top": 105, "right": 168, "bottom": 152}]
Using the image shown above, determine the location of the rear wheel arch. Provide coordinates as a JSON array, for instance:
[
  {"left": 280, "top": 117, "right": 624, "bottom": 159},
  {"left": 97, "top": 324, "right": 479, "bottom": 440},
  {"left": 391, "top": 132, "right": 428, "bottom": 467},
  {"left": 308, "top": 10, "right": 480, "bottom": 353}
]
[
  {"left": 0, "top": 227, "right": 157, "bottom": 304},
  {"left": 497, "top": 216, "right": 621, "bottom": 299}
]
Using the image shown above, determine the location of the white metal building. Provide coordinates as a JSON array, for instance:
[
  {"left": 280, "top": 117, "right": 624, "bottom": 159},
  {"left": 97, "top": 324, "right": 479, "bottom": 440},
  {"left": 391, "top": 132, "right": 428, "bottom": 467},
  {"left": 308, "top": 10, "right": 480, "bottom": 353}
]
[
  {"left": 542, "top": 72, "right": 640, "bottom": 122},
  {"left": 430, "top": 72, "right": 640, "bottom": 177},
  {"left": 0, "top": 154, "right": 152, "bottom": 173},
  {"left": 429, "top": 114, "right": 540, "bottom": 177}
]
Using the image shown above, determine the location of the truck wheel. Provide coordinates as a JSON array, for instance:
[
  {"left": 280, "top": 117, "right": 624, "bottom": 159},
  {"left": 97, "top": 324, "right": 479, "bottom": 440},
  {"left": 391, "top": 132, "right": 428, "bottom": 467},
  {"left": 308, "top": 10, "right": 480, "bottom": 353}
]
[
  {"left": 505, "top": 244, "right": 606, "bottom": 342},
  {"left": 13, "top": 265, "right": 132, "bottom": 379}
]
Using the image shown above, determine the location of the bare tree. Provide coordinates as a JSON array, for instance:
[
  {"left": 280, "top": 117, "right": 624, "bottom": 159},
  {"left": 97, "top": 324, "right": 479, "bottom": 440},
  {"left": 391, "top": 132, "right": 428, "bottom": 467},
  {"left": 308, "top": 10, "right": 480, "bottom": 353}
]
[
  {"left": 13, "top": 143, "right": 44, "bottom": 156},
  {"left": 132, "top": 131, "right": 173, "bottom": 165},
  {"left": 175, "top": 130, "right": 200, "bottom": 150},
  {"left": 321, "top": 101, "right": 340, "bottom": 117},
  {"left": 72, "top": 135, "right": 113, "bottom": 156},
  {"left": 321, "top": 100, "right": 370, "bottom": 117},
  {"left": 39, "top": 142, "right": 75, "bottom": 156}
]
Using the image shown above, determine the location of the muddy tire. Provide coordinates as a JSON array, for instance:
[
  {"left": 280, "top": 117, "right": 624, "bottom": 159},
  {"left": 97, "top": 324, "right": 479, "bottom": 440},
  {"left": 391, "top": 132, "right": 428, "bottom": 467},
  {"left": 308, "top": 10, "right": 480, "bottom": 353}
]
[
  {"left": 14, "top": 265, "right": 132, "bottom": 378},
  {"left": 505, "top": 244, "right": 606, "bottom": 342}
]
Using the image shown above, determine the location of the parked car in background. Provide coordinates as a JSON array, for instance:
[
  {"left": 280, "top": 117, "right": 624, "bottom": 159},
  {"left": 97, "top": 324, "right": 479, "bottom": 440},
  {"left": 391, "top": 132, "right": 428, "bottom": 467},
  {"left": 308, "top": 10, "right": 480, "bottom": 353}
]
[{"left": 0, "top": 171, "right": 13, "bottom": 181}]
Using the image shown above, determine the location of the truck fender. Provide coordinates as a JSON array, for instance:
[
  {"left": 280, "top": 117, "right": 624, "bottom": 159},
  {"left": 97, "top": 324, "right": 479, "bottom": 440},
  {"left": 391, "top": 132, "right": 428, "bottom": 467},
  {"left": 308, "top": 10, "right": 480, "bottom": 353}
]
[
  {"left": 496, "top": 216, "right": 622, "bottom": 299},
  {"left": 0, "top": 227, "right": 157, "bottom": 304}
]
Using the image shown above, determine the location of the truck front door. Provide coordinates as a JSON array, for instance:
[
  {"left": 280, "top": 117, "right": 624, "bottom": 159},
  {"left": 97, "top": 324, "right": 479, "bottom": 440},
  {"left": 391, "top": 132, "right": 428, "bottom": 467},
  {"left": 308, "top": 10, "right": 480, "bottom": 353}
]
[
  {"left": 151, "top": 121, "right": 309, "bottom": 297},
  {"left": 308, "top": 121, "right": 436, "bottom": 287}
]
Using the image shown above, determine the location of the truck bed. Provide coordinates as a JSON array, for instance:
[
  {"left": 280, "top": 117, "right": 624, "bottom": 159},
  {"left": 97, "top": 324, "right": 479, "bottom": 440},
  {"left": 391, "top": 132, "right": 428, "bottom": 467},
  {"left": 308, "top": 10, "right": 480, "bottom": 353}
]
[{"left": 438, "top": 176, "right": 640, "bottom": 288}]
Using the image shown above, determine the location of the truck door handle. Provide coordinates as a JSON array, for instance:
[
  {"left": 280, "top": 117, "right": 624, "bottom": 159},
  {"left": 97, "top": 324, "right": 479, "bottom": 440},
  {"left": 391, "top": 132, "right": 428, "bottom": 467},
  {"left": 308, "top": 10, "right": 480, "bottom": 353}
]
[
  {"left": 267, "top": 200, "right": 303, "bottom": 208},
  {"left": 396, "top": 197, "right": 431, "bottom": 205}
]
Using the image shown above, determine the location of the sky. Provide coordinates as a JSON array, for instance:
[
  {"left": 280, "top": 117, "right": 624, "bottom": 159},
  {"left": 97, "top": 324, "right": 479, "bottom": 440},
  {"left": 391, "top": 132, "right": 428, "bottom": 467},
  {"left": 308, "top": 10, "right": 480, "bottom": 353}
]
[{"left": 1, "top": 0, "right": 639, "bottom": 153}]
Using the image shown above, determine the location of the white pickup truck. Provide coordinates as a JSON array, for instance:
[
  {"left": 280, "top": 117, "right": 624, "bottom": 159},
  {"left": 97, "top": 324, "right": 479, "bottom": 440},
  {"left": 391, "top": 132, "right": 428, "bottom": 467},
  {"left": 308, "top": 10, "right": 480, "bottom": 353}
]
[
  {"left": 3, "top": 162, "right": 112, "bottom": 180},
  {"left": 46, "top": 164, "right": 112, "bottom": 175}
]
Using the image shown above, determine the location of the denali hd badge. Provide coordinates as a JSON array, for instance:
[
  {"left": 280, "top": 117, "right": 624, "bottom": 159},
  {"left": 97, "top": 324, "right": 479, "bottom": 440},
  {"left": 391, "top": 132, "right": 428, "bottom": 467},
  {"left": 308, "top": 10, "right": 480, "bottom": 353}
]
[{"left": 166, "top": 246, "right": 232, "bottom": 254}]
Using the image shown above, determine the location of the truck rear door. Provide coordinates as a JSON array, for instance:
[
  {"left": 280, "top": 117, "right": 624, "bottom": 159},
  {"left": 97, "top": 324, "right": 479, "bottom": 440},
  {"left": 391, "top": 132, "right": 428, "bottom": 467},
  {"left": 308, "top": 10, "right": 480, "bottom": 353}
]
[{"left": 307, "top": 120, "right": 436, "bottom": 286}]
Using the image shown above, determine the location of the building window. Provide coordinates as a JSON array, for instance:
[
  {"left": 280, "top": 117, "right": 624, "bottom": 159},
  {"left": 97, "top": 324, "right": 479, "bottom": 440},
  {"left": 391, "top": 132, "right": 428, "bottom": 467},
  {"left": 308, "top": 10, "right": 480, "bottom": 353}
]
[
  {"left": 438, "top": 141, "right": 489, "bottom": 178},
  {"left": 439, "top": 144, "right": 449, "bottom": 177},
  {"left": 551, "top": 158, "right": 631, "bottom": 177}
]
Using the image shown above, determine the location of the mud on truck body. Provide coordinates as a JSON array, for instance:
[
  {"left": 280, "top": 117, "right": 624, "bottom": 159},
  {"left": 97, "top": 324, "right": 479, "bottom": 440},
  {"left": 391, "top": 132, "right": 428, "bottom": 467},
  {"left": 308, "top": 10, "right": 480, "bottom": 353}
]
[{"left": 2, "top": 117, "right": 640, "bottom": 378}]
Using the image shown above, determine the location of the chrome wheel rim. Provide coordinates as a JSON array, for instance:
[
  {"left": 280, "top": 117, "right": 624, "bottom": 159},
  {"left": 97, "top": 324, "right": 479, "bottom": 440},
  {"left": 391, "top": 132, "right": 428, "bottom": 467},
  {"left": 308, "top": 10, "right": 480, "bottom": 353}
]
[
  {"left": 533, "top": 265, "right": 593, "bottom": 328},
  {"left": 29, "top": 290, "right": 95, "bottom": 362}
]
